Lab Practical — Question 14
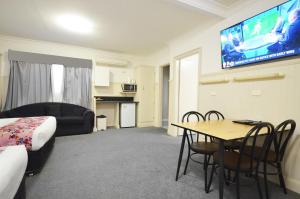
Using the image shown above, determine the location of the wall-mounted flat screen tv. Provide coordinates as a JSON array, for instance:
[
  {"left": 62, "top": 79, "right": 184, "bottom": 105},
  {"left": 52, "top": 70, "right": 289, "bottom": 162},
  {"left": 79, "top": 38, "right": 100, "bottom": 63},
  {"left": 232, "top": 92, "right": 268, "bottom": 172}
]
[{"left": 221, "top": 0, "right": 300, "bottom": 69}]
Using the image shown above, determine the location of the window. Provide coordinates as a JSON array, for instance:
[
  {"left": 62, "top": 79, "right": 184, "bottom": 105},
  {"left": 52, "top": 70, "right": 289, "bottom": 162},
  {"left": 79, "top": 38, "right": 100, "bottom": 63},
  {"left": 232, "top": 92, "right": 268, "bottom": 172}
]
[{"left": 51, "top": 64, "right": 64, "bottom": 102}]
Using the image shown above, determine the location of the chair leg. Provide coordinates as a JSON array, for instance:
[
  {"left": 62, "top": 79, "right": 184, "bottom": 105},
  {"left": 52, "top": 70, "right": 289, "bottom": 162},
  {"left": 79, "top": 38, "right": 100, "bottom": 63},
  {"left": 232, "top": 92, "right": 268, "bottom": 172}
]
[
  {"left": 183, "top": 149, "right": 190, "bottom": 175},
  {"left": 204, "top": 154, "right": 209, "bottom": 193},
  {"left": 255, "top": 169, "right": 263, "bottom": 199},
  {"left": 226, "top": 170, "right": 231, "bottom": 185},
  {"left": 236, "top": 172, "right": 240, "bottom": 199},
  {"left": 263, "top": 162, "right": 270, "bottom": 199},
  {"left": 277, "top": 163, "right": 287, "bottom": 194},
  {"left": 203, "top": 154, "right": 207, "bottom": 170},
  {"left": 207, "top": 164, "right": 215, "bottom": 193},
  {"left": 207, "top": 155, "right": 211, "bottom": 165}
]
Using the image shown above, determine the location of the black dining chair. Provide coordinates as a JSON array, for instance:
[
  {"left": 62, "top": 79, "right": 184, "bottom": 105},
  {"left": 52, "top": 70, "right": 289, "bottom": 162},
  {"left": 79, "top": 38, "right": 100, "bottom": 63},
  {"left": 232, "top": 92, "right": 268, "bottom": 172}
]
[
  {"left": 205, "top": 110, "right": 241, "bottom": 183},
  {"left": 205, "top": 110, "right": 225, "bottom": 121},
  {"left": 179, "top": 111, "right": 218, "bottom": 193},
  {"left": 208, "top": 122, "right": 275, "bottom": 199},
  {"left": 244, "top": 120, "right": 296, "bottom": 199},
  {"left": 205, "top": 110, "right": 241, "bottom": 150},
  {"left": 264, "top": 120, "right": 296, "bottom": 198}
]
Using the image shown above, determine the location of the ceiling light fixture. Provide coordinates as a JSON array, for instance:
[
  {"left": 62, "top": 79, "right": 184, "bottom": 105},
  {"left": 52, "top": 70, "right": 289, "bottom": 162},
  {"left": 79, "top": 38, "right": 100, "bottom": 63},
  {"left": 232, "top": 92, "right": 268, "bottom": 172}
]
[{"left": 56, "top": 14, "right": 93, "bottom": 34}]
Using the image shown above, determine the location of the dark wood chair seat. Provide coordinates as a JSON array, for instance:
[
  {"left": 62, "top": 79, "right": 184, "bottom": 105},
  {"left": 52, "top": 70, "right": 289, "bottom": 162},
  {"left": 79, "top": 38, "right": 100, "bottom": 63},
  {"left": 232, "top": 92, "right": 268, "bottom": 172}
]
[
  {"left": 243, "top": 146, "right": 277, "bottom": 162},
  {"left": 225, "top": 140, "right": 241, "bottom": 150},
  {"left": 191, "top": 142, "right": 219, "bottom": 154},
  {"left": 213, "top": 139, "right": 241, "bottom": 150},
  {"left": 214, "top": 151, "right": 258, "bottom": 172}
]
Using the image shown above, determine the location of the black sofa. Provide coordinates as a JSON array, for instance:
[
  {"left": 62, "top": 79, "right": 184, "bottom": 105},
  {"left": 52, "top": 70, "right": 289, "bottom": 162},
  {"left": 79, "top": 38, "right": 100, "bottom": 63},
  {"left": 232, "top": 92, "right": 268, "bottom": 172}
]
[{"left": 0, "top": 102, "right": 95, "bottom": 136}]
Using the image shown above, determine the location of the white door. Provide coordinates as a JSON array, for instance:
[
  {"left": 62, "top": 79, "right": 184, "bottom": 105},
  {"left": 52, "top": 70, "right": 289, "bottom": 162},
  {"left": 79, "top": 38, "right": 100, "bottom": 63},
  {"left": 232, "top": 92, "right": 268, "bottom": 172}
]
[
  {"left": 178, "top": 53, "right": 199, "bottom": 135},
  {"left": 135, "top": 67, "right": 155, "bottom": 126}
]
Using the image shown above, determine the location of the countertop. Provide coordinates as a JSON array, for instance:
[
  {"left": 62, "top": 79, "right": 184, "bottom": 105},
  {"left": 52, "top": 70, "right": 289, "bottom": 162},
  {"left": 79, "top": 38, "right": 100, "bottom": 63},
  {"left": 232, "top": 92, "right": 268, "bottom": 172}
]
[{"left": 96, "top": 100, "right": 139, "bottom": 103}]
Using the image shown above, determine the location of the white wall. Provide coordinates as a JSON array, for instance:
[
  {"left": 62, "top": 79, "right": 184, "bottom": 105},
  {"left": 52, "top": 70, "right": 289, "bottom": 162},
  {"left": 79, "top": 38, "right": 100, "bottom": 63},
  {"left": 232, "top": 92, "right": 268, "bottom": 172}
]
[
  {"left": 149, "top": 0, "right": 300, "bottom": 193},
  {"left": 144, "top": 47, "right": 170, "bottom": 126}
]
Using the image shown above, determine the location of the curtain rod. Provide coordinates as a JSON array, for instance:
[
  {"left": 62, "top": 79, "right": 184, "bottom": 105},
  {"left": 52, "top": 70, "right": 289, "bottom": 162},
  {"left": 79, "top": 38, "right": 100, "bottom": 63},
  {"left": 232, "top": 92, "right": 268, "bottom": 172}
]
[{"left": 8, "top": 50, "right": 92, "bottom": 68}]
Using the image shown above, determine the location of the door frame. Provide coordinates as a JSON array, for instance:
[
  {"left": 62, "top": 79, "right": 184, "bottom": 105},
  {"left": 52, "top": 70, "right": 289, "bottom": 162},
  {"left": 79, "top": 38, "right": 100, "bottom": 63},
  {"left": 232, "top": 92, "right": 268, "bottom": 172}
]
[
  {"left": 173, "top": 48, "right": 201, "bottom": 135},
  {"left": 158, "top": 64, "right": 170, "bottom": 129}
]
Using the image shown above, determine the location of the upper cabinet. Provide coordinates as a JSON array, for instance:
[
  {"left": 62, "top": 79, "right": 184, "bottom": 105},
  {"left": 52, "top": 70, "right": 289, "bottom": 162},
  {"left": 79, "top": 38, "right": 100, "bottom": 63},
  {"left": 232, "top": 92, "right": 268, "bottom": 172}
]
[{"left": 94, "top": 67, "right": 110, "bottom": 86}]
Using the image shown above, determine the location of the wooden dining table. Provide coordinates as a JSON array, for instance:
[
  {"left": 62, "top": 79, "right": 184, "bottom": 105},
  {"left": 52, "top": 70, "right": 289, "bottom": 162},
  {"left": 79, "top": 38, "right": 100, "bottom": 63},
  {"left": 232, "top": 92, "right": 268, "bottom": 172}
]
[{"left": 172, "top": 119, "right": 264, "bottom": 199}]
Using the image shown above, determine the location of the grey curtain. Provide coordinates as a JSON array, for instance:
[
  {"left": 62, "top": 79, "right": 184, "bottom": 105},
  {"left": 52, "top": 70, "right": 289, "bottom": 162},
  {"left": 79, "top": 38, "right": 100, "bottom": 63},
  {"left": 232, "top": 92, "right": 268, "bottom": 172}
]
[
  {"left": 4, "top": 60, "right": 52, "bottom": 110},
  {"left": 63, "top": 66, "right": 92, "bottom": 108},
  {"left": 4, "top": 50, "right": 93, "bottom": 110}
]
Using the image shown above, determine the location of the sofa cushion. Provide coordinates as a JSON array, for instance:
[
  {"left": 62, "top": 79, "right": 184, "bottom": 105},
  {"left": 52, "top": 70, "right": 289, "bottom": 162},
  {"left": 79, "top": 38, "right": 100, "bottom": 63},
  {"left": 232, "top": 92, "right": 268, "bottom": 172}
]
[
  {"left": 46, "top": 104, "right": 61, "bottom": 116},
  {"left": 61, "top": 104, "right": 85, "bottom": 116},
  {"left": 56, "top": 116, "right": 84, "bottom": 125},
  {"left": 10, "top": 104, "right": 46, "bottom": 117}
]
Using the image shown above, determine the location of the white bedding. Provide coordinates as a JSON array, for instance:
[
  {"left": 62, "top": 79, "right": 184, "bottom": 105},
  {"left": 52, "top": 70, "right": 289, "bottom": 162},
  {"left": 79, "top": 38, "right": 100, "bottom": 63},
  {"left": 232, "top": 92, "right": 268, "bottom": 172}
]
[
  {"left": 0, "top": 116, "right": 56, "bottom": 151},
  {"left": 0, "top": 145, "right": 28, "bottom": 199}
]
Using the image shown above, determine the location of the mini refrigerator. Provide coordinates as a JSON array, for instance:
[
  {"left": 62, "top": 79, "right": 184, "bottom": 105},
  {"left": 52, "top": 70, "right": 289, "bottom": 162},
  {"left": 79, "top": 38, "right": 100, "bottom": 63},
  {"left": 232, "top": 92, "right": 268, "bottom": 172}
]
[{"left": 120, "top": 103, "right": 136, "bottom": 128}]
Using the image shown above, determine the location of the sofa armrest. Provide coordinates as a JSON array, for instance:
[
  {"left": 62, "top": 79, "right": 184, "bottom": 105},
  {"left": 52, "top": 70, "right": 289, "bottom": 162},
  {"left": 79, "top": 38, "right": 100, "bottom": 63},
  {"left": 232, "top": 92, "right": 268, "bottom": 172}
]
[
  {"left": 82, "top": 109, "right": 94, "bottom": 118},
  {"left": 82, "top": 109, "right": 95, "bottom": 132}
]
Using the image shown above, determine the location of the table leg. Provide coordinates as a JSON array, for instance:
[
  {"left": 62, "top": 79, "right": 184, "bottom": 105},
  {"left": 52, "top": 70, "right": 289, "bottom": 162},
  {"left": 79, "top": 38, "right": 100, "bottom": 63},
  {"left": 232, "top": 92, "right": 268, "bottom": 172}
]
[
  {"left": 175, "top": 129, "right": 187, "bottom": 181},
  {"left": 218, "top": 140, "right": 225, "bottom": 199}
]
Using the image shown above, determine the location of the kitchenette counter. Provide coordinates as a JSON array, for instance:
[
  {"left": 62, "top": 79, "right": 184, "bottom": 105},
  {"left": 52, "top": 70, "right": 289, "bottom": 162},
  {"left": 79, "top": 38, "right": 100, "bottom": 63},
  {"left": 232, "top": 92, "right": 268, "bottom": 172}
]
[
  {"left": 95, "top": 96, "right": 136, "bottom": 102},
  {"left": 96, "top": 100, "right": 139, "bottom": 103},
  {"left": 94, "top": 96, "right": 138, "bottom": 130}
]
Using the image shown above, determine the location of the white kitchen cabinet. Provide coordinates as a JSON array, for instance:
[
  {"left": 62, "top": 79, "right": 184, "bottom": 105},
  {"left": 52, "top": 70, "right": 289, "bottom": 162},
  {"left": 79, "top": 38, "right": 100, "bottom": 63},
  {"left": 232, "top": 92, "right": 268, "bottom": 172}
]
[{"left": 94, "top": 67, "right": 110, "bottom": 86}]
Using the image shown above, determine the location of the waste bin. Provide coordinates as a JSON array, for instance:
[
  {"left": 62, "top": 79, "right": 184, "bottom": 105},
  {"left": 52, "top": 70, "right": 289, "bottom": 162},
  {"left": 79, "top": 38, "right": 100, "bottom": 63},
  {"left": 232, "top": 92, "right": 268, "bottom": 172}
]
[{"left": 97, "top": 115, "right": 107, "bottom": 131}]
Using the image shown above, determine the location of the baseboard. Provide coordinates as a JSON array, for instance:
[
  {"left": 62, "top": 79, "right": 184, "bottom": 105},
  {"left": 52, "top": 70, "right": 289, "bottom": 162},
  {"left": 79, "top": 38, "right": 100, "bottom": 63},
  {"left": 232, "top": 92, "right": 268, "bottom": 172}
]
[
  {"left": 167, "top": 126, "right": 177, "bottom": 137},
  {"left": 137, "top": 121, "right": 154, "bottom": 127}
]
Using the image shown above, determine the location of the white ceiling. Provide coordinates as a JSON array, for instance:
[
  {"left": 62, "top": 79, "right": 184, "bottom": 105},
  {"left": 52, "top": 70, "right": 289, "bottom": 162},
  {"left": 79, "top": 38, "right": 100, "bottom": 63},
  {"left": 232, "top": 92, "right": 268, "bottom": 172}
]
[
  {"left": 214, "top": 0, "right": 240, "bottom": 7},
  {"left": 0, "top": 0, "right": 246, "bottom": 55}
]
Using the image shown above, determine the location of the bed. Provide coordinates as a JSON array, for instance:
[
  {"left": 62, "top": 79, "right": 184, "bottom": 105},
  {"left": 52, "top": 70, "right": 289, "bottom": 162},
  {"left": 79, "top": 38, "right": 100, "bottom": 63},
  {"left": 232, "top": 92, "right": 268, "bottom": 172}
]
[
  {"left": 0, "top": 145, "right": 27, "bottom": 199},
  {"left": 0, "top": 116, "right": 56, "bottom": 175}
]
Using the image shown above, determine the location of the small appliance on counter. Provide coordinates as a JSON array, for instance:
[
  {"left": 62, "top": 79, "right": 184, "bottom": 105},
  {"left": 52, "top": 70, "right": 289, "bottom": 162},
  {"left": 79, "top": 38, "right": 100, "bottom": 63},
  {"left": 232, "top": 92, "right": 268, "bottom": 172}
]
[
  {"left": 95, "top": 96, "right": 134, "bottom": 102},
  {"left": 121, "top": 83, "right": 137, "bottom": 93}
]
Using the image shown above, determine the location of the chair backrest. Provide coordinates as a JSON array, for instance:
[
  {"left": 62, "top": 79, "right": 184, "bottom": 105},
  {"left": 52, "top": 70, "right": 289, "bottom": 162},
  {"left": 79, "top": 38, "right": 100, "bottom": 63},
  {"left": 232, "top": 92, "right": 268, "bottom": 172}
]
[
  {"left": 205, "top": 110, "right": 224, "bottom": 142},
  {"left": 181, "top": 111, "right": 205, "bottom": 143},
  {"left": 205, "top": 110, "right": 225, "bottom": 121},
  {"left": 274, "top": 120, "right": 296, "bottom": 162},
  {"left": 239, "top": 122, "right": 275, "bottom": 171}
]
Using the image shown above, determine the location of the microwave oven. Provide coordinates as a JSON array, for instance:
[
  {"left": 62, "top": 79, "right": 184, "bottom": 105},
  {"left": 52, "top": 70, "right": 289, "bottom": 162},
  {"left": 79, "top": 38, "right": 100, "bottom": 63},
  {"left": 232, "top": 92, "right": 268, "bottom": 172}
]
[{"left": 121, "top": 84, "right": 137, "bottom": 92}]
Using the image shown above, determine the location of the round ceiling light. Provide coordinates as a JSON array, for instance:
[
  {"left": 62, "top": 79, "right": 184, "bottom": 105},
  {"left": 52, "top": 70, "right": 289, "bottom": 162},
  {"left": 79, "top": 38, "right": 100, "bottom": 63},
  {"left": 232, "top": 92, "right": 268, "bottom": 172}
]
[{"left": 56, "top": 14, "right": 93, "bottom": 34}]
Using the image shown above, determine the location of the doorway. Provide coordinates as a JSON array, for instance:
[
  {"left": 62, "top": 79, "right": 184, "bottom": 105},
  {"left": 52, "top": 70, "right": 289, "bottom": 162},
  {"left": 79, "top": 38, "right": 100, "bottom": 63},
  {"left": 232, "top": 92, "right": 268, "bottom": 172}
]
[
  {"left": 176, "top": 52, "right": 199, "bottom": 135},
  {"left": 161, "top": 65, "right": 170, "bottom": 129}
]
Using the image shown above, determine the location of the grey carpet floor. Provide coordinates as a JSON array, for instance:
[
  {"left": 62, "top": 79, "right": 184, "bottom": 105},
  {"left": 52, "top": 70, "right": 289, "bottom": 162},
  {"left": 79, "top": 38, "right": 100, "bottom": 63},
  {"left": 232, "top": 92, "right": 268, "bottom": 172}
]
[{"left": 26, "top": 127, "right": 300, "bottom": 199}]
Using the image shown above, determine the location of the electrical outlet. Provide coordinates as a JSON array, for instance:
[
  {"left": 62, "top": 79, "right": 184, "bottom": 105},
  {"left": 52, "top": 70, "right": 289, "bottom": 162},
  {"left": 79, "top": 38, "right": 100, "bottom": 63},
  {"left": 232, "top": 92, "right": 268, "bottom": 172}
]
[
  {"left": 210, "top": 92, "right": 216, "bottom": 96},
  {"left": 251, "top": 90, "right": 261, "bottom": 96}
]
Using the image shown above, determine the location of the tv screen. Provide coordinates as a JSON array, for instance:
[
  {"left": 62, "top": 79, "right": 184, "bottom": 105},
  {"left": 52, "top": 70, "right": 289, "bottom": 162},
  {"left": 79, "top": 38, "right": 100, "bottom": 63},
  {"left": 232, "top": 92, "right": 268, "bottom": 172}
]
[{"left": 221, "top": 0, "right": 300, "bottom": 68}]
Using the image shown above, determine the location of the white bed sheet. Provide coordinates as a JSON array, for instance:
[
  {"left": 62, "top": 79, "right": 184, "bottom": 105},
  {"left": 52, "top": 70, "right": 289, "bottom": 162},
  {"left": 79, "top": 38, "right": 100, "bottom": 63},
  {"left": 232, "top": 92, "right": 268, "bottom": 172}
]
[
  {"left": 0, "top": 145, "right": 28, "bottom": 199},
  {"left": 0, "top": 116, "right": 57, "bottom": 151}
]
